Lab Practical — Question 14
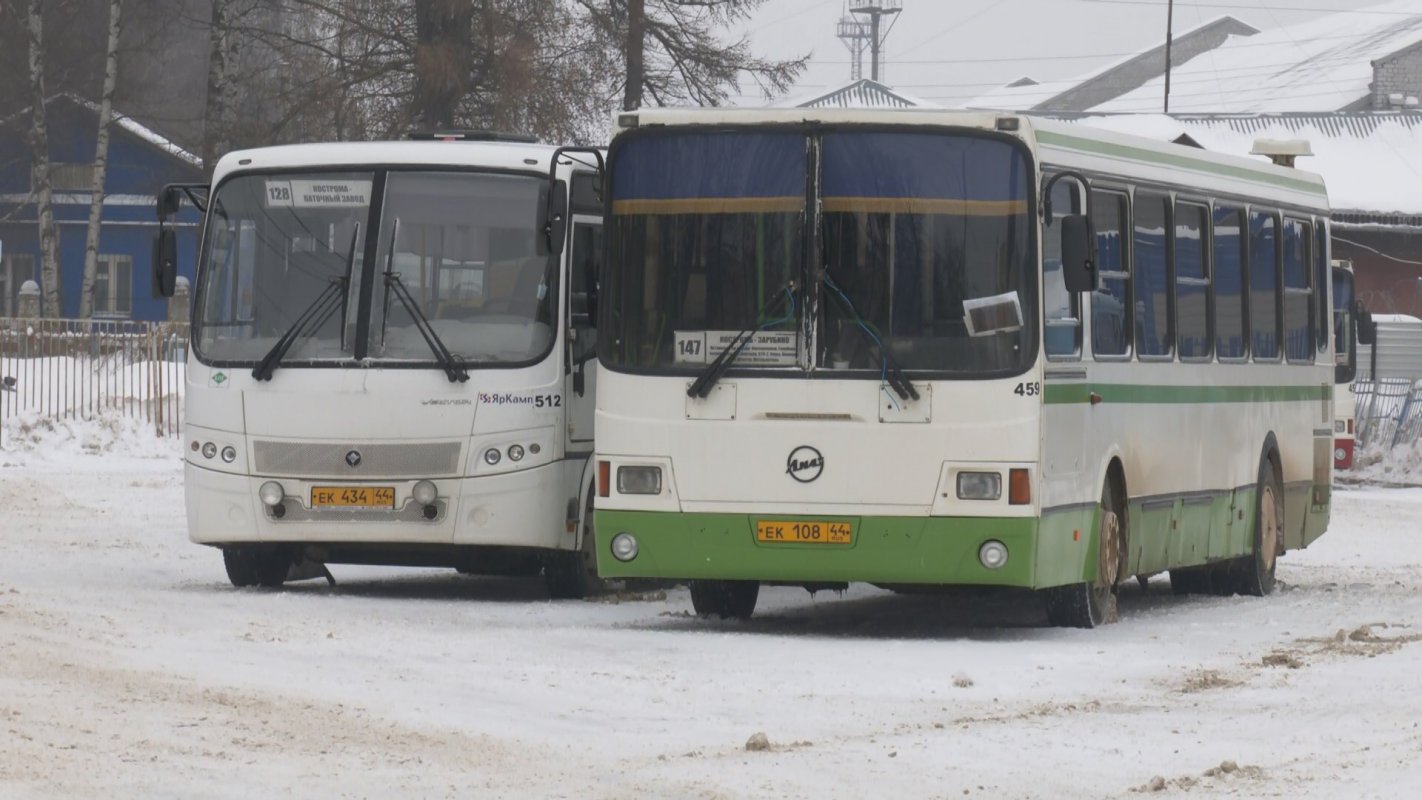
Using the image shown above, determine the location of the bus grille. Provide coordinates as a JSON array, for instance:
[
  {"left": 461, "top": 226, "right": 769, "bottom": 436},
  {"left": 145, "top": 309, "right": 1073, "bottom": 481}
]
[{"left": 253, "top": 441, "right": 463, "bottom": 477}]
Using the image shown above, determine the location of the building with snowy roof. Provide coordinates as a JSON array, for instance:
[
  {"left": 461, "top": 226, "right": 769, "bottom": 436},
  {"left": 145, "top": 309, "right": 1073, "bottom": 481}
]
[{"left": 0, "top": 95, "right": 203, "bottom": 320}]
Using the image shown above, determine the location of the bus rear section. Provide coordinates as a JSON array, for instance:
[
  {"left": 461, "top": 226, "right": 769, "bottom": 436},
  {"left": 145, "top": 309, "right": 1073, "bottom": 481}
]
[{"left": 168, "top": 140, "right": 605, "bottom": 596}]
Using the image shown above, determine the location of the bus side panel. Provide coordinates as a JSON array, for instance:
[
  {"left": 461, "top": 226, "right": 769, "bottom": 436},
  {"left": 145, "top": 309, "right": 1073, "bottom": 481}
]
[{"left": 1033, "top": 505, "right": 1097, "bottom": 588}]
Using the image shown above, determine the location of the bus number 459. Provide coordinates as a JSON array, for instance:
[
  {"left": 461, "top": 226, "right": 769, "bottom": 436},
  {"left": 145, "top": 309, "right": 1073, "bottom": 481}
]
[{"left": 1014, "top": 382, "right": 1041, "bottom": 397}]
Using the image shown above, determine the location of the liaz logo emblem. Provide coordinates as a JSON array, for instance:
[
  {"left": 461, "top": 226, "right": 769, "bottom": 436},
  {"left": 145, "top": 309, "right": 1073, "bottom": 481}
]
[
  {"left": 345, "top": 450, "right": 362, "bottom": 468},
  {"left": 209, "top": 371, "right": 228, "bottom": 388},
  {"left": 785, "top": 446, "right": 824, "bottom": 483}
]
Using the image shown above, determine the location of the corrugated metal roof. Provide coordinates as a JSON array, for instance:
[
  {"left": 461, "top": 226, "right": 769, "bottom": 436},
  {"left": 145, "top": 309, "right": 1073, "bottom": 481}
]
[
  {"left": 1175, "top": 112, "right": 1422, "bottom": 138},
  {"left": 790, "top": 79, "right": 930, "bottom": 109}
]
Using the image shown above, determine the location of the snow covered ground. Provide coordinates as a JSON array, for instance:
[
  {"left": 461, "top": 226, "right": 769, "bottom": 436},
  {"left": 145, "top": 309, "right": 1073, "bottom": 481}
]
[{"left": 3, "top": 430, "right": 1422, "bottom": 799}]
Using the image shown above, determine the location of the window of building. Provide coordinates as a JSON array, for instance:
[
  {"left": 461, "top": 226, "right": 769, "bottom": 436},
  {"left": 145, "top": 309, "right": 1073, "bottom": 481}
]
[
  {"left": 93, "top": 254, "right": 133, "bottom": 317},
  {"left": 1175, "top": 202, "right": 1211, "bottom": 361},
  {"left": 1214, "top": 206, "right": 1247, "bottom": 360},
  {"left": 1134, "top": 191, "right": 1172, "bottom": 358},
  {"left": 50, "top": 163, "right": 97, "bottom": 192},
  {"left": 1, "top": 253, "right": 37, "bottom": 316},
  {"left": 1250, "top": 210, "right": 1280, "bottom": 360},
  {"left": 1092, "top": 190, "right": 1131, "bottom": 358},
  {"left": 1282, "top": 218, "right": 1313, "bottom": 363}
]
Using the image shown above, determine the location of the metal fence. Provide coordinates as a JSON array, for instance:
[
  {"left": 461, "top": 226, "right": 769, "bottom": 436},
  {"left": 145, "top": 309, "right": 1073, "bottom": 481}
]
[
  {"left": 0, "top": 317, "right": 188, "bottom": 443},
  {"left": 1353, "top": 378, "right": 1422, "bottom": 451}
]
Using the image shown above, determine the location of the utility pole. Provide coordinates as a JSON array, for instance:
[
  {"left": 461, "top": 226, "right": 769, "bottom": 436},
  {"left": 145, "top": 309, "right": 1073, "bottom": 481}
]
[
  {"left": 850, "top": 1, "right": 902, "bottom": 83},
  {"left": 1164, "top": 0, "right": 1174, "bottom": 113}
]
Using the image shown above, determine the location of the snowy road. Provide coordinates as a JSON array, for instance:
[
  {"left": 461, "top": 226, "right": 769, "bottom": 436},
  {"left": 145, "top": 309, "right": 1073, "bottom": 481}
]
[{"left": 2, "top": 445, "right": 1421, "bottom": 799}]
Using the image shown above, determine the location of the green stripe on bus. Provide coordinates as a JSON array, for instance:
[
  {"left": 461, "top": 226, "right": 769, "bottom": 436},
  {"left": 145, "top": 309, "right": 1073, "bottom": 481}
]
[
  {"left": 1043, "top": 383, "right": 1330, "bottom": 405},
  {"left": 1035, "top": 130, "right": 1327, "bottom": 197}
]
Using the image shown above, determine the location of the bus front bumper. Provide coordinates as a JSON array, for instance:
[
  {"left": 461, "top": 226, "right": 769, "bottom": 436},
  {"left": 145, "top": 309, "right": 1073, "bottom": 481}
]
[
  {"left": 186, "top": 461, "right": 568, "bottom": 550},
  {"left": 594, "top": 510, "right": 1054, "bottom": 588}
]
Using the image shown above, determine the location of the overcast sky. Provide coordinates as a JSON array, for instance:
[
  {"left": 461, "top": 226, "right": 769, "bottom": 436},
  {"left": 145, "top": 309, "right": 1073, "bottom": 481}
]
[{"left": 729, "top": 0, "right": 1392, "bottom": 107}]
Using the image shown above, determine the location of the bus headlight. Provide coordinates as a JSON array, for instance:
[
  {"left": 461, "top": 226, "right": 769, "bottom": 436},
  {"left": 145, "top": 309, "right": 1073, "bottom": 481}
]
[
  {"left": 483, "top": 448, "right": 502, "bottom": 466},
  {"left": 978, "top": 540, "right": 1009, "bottom": 569},
  {"left": 258, "top": 481, "right": 285, "bottom": 507},
  {"left": 957, "top": 472, "right": 1002, "bottom": 501},
  {"left": 611, "top": 532, "right": 639, "bottom": 562},
  {"left": 507, "top": 444, "right": 525, "bottom": 462},
  {"left": 617, "top": 466, "right": 662, "bottom": 495},
  {"left": 412, "top": 480, "right": 438, "bottom": 506},
  {"left": 201, "top": 442, "right": 218, "bottom": 460},
  {"left": 220, "top": 446, "right": 237, "bottom": 463}
]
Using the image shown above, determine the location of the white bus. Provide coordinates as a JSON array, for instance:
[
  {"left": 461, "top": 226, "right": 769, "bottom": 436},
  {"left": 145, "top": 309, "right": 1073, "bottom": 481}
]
[
  {"left": 591, "top": 109, "right": 1344, "bottom": 627},
  {"left": 155, "top": 134, "right": 607, "bottom": 597}
]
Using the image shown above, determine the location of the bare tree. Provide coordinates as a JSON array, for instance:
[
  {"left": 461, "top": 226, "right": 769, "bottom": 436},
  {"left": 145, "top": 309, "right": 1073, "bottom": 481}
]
[
  {"left": 24, "top": 0, "right": 62, "bottom": 317},
  {"left": 574, "top": 0, "right": 806, "bottom": 112},
  {"left": 79, "top": 0, "right": 123, "bottom": 318}
]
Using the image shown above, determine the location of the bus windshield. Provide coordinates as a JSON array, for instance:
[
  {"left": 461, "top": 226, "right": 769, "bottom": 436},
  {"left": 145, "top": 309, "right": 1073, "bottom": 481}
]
[
  {"left": 194, "top": 169, "right": 554, "bottom": 367},
  {"left": 604, "top": 132, "right": 806, "bottom": 370},
  {"left": 197, "top": 172, "right": 371, "bottom": 363},
  {"left": 602, "top": 129, "right": 1035, "bottom": 377}
]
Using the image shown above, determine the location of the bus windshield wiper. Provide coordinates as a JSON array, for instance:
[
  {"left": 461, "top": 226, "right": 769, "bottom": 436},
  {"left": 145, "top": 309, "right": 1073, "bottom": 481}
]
[
  {"left": 381, "top": 220, "right": 469, "bottom": 383},
  {"left": 252, "top": 224, "right": 359, "bottom": 381},
  {"left": 687, "top": 282, "right": 796, "bottom": 399},
  {"left": 822, "top": 272, "right": 919, "bottom": 402}
]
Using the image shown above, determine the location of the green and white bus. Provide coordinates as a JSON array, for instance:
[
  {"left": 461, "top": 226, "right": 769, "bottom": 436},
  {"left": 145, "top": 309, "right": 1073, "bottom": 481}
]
[{"left": 591, "top": 108, "right": 1344, "bottom": 627}]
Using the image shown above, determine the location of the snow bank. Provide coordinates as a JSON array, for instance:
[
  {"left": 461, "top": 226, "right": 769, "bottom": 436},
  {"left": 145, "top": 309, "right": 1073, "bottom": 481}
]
[
  {"left": 1351, "top": 436, "right": 1422, "bottom": 486},
  {"left": 0, "top": 410, "right": 181, "bottom": 461}
]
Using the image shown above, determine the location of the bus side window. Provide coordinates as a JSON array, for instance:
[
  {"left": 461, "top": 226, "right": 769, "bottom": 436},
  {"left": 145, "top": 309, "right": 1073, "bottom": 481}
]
[
  {"left": 1043, "top": 177, "right": 1082, "bottom": 359},
  {"left": 570, "top": 222, "right": 601, "bottom": 363},
  {"left": 1175, "top": 202, "right": 1211, "bottom": 361},
  {"left": 1214, "top": 206, "right": 1247, "bottom": 359},
  {"left": 1091, "top": 190, "right": 1131, "bottom": 358}
]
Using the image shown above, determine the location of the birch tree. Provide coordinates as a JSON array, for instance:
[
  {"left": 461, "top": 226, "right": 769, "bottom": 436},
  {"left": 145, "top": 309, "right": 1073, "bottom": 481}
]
[
  {"left": 25, "top": 0, "right": 62, "bottom": 317},
  {"left": 79, "top": 0, "right": 122, "bottom": 318}
]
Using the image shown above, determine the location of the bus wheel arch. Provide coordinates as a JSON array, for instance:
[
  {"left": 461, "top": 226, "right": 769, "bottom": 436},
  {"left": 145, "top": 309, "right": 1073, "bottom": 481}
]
[
  {"left": 544, "top": 486, "right": 605, "bottom": 599},
  {"left": 1233, "top": 436, "right": 1284, "bottom": 597},
  {"left": 1044, "top": 461, "right": 1127, "bottom": 628}
]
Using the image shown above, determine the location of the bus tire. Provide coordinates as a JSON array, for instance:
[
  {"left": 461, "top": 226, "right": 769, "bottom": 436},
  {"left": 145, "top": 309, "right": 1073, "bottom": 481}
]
[
  {"left": 544, "top": 494, "right": 604, "bottom": 599},
  {"left": 689, "top": 580, "right": 759, "bottom": 620},
  {"left": 1045, "top": 479, "right": 1123, "bottom": 628},
  {"left": 223, "top": 546, "right": 290, "bottom": 588},
  {"left": 1230, "top": 456, "right": 1283, "bottom": 597}
]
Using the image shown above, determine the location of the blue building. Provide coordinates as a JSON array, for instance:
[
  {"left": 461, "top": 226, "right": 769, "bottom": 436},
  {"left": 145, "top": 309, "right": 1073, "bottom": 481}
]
[{"left": 0, "top": 94, "right": 203, "bottom": 320}]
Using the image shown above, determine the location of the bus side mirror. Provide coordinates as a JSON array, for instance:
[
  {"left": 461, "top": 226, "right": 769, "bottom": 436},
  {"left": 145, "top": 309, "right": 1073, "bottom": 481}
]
[
  {"left": 153, "top": 229, "right": 177, "bottom": 298},
  {"left": 157, "top": 186, "right": 182, "bottom": 221},
  {"left": 1060, "top": 214, "right": 1095, "bottom": 293},
  {"left": 540, "top": 181, "right": 568, "bottom": 257},
  {"left": 1356, "top": 302, "right": 1376, "bottom": 345}
]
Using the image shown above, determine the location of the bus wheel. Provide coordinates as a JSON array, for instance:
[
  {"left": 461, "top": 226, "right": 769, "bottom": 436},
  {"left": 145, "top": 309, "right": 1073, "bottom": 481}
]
[
  {"left": 1230, "top": 457, "right": 1283, "bottom": 597},
  {"left": 544, "top": 495, "right": 604, "bottom": 599},
  {"left": 689, "top": 580, "right": 759, "bottom": 620},
  {"left": 1045, "top": 481, "right": 1123, "bottom": 628},
  {"left": 223, "top": 546, "right": 290, "bottom": 588}
]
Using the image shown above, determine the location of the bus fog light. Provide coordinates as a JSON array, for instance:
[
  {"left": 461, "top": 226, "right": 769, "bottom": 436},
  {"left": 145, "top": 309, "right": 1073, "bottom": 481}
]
[
  {"left": 611, "top": 532, "right": 639, "bottom": 562},
  {"left": 507, "top": 444, "right": 525, "bottom": 462},
  {"left": 978, "top": 540, "right": 1009, "bottom": 570},
  {"left": 202, "top": 442, "right": 218, "bottom": 460},
  {"left": 220, "top": 446, "right": 237, "bottom": 463},
  {"left": 412, "top": 480, "right": 438, "bottom": 506},
  {"left": 483, "top": 448, "right": 501, "bottom": 466},
  {"left": 617, "top": 466, "right": 662, "bottom": 495},
  {"left": 258, "top": 481, "right": 285, "bottom": 507},
  {"left": 957, "top": 472, "right": 1002, "bottom": 501}
]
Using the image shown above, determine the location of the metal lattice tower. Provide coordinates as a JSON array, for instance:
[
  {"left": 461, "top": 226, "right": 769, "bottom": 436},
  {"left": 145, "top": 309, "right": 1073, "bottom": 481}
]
[
  {"left": 849, "top": 1, "right": 902, "bottom": 82},
  {"left": 836, "top": 13, "right": 872, "bottom": 81}
]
